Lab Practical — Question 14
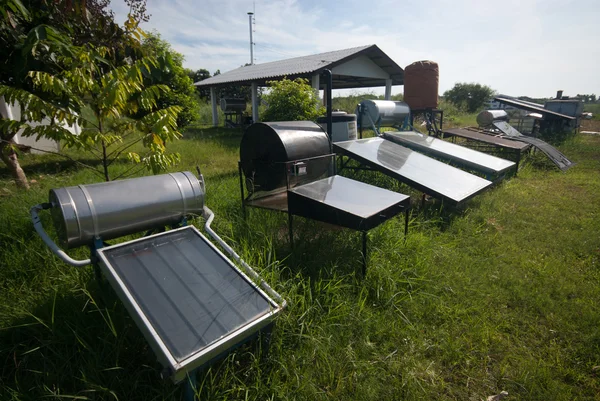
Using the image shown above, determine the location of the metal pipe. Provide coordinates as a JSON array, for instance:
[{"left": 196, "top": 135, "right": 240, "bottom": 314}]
[
  {"left": 323, "top": 69, "right": 333, "bottom": 151},
  {"left": 202, "top": 206, "right": 287, "bottom": 309},
  {"left": 247, "top": 12, "right": 254, "bottom": 65},
  {"left": 30, "top": 203, "right": 91, "bottom": 267}
]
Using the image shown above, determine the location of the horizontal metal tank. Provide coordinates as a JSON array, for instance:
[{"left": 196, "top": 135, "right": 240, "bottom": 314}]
[
  {"left": 476, "top": 110, "right": 509, "bottom": 127},
  {"left": 220, "top": 98, "right": 246, "bottom": 112},
  {"left": 49, "top": 171, "right": 205, "bottom": 248},
  {"left": 358, "top": 100, "right": 411, "bottom": 127},
  {"left": 240, "top": 121, "right": 330, "bottom": 193}
]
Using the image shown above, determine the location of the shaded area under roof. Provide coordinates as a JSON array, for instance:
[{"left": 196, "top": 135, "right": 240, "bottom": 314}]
[
  {"left": 195, "top": 45, "right": 404, "bottom": 89},
  {"left": 494, "top": 96, "right": 575, "bottom": 120}
]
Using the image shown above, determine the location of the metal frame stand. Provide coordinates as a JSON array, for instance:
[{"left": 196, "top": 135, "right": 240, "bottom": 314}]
[{"left": 410, "top": 108, "right": 444, "bottom": 136}]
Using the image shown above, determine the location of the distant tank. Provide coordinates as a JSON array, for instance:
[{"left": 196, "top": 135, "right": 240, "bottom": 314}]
[
  {"left": 477, "top": 110, "right": 509, "bottom": 127},
  {"left": 403, "top": 61, "right": 439, "bottom": 110}
]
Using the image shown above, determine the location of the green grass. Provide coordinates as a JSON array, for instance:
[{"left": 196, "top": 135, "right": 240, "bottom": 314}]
[{"left": 1, "top": 129, "right": 599, "bottom": 400}]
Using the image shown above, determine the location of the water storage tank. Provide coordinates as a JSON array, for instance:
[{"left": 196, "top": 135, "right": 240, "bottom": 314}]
[
  {"left": 403, "top": 60, "right": 439, "bottom": 110},
  {"left": 240, "top": 121, "right": 330, "bottom": 192},
  {"left": 477, "top": 110, "right": 509, "bottom": 127},
  {"left": 49, "top": 172, "right": 205, "bottom": 248},
  {"left": 220, "top": 98, "right": 246, "bottom": 112},
  {"left": 317, "top": 111, "right": 357, "bottom": 142},
  {"left": 358, "top": 100, "right": 410, "bottom": 128}
]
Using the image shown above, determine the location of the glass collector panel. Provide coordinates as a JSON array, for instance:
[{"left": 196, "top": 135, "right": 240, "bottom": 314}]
[
  {"left": 335, "top": 138, "right": 491, "bottom": 202},
  {"left": 288, "top": 175, "right": 409, "bottom": 219},
  {"left": 384, "top": 131, "right": 515, "bottom": 172},
  {"left": 101, "top": 228, "right": 273, "bottom": 362}
]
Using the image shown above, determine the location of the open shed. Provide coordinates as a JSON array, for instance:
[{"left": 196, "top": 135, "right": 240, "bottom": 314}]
[{"left": 195, "top": 44, "right": 404, "bottom": 126}]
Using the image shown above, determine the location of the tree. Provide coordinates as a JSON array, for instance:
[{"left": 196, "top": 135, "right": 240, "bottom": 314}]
[
  {"left": 443, "top": 82, "right": 495, "bottom": 113},
  {"left": 2, "top": 44, "right": 182, "bottom": 182},
  {"left": 576, "top": 94, "right": 597, "bottom": 103},
  {"left": 261, "top": 78, "right": 322, "bottom": 122},
  {"left": 140, "top": 32, "right": 199, "bottom": 128},
  {"left": 0, "top": 0, "right": 182, "bottom": 186}
]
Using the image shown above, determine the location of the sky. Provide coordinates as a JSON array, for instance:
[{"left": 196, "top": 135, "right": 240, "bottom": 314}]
[{"left": 111, "top": 0, "right": 600, "bottom": 98}]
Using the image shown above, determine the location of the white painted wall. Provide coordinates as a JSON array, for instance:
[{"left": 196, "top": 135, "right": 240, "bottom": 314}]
[
  {"left": 0, "top": 96, "right": 80, "bottom": 154},
  {"left": 331, "top": 55, "right": 391, "bottom": 80}
]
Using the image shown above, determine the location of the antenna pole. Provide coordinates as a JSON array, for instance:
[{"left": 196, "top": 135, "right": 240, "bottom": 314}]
[{"left": 247, "top": 12, "right": 254, "bottom": 65}]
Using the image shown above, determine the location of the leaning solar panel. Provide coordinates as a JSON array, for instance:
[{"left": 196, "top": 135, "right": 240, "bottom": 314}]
[
  {"left": 383, "top": 131, "right": 515, "bottom": 177},
  {"left": 96, "top": 226, "right": 280, "bottom": 383},
  {"left": 334, "top": 138, "right": 492, "bottom": 205}
]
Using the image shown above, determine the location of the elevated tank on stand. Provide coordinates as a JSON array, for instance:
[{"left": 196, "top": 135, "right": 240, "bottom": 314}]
[{"left": 403, "top": 61, "right": 439, "bottom": 110}]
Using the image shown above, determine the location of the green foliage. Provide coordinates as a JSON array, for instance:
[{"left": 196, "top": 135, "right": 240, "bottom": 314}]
[
  {"left": 0, "top": 43, "right": 183, "bottom": 181},
  {"left": 577, "top": 93, "right": 597, "bottom": 103},
  {"left": 141, "top": 32, "right": 199, "bottom": 128},
  {"left": 262, "top": 78, "right": 322, "bottom": 122},
  {"left": 443, "top": 82, "right": 495, "bottom": 113}
]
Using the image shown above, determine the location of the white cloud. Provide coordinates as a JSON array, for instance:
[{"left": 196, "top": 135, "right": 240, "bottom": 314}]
[{"left": 112, "top": 0, "right": 600, "bottom": 97}]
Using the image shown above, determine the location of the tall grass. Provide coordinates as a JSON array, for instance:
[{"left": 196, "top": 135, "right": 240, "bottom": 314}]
[{"left": 1, "top": 126, "right": 599, "bottom": 400}]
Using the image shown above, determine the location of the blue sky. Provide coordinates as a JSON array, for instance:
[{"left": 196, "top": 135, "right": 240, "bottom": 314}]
[{"left": 112, "top": 0, "right": 600, "bottom": 98}]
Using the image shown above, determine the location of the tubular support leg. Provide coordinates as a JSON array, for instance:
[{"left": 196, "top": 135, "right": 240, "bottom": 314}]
[
  {"left": 288, "top": 213, "right": 294, "bottom": 249},
  {"left": 184, "top": 371, "right": 198, "bottom": 401},
  {"left": 238, "top": 162, "right": 246, "bottom": 219},
  {"left": 404, "top": 209, "right": 409, "bottom": 238},
  {"left": 361, "top": 231, "right": 367, "bottom": 276}
]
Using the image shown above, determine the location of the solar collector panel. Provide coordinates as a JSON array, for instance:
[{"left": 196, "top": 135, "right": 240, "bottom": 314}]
[{"left": 98, "top": 227, "right": 275, "bottom": 374}]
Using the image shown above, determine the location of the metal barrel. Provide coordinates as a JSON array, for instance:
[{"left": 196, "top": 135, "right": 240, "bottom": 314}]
[
  {"left": 49, "top": 171, "right": 205, "bottom": 249},
  {"left": 220, "top": 98, "right": 247, "bottom": 112},
  {"left": 359, "top": 100, "right": 410, "bottom": 127},
  {"left": 476, "top": 110, "right": 509, "bottom": 127}
]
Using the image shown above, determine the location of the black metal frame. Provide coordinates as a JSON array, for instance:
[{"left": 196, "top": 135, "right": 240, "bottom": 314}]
[
  {"left": 238, "top": 153, "right": 410, "bottom": 276},
  {"left": 409, "top": 108, "right": 444, "bottom": 136}
]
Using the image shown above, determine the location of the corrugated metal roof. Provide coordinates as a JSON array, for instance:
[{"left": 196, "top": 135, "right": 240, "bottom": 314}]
[
  {"left": 494, "top": 96, "right": 574, "bottom": 120},
  {"left": 195, "top": 44, "right": 404, "bottom": 89}
]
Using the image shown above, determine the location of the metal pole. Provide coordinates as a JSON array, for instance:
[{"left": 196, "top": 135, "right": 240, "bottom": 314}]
[
  {"left": 361, "top": 231, "right": 367, "bottom": 276},
  {"left": 247, "top": 12, "right": 254, "bottom": 65}
]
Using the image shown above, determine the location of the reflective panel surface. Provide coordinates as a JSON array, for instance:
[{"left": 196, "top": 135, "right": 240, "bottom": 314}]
[
  {"left": 493, "top": 121, "right": 522, "bottom": 137},
  {"left": 335, "top": 138, "right": 492, "bottom": 203},
  {"left": 99, "top": 227, "right": 273, "bottom": 363},
  {"left": 384, "top": 131, "right": 515, "bottom": 174},
  {"left": 288, "top": 175, "right": 409, "bottom": 218}
]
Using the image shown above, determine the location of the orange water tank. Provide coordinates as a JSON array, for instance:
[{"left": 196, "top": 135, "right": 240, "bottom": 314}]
[{"left": 403, "top": 61, "right": 439, "bottom": 110}]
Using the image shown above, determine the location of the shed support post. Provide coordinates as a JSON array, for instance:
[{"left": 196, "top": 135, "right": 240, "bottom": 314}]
[
  {"left": 210, "top": 87, "right": 218, "bottom": 127},
  {"left": 251, "top": 82, "right": 259, "bottom": 123},
  {"left": 384, "top": 79, "right": 392, "bottom": 100}
]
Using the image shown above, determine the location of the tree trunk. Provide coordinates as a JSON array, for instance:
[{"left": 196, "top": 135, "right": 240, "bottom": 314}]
[{"left": 0, "top": 140, "right": 30, "bottom": 189}]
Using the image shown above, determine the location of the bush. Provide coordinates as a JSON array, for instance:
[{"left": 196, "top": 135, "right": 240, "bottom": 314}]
[{"left": 261, "top": 78, "right": 322, "bottom": 122}]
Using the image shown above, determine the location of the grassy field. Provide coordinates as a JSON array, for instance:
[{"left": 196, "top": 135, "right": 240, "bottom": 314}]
[{"left": 1, "top": 127, "right": 599, "bottom": 400}]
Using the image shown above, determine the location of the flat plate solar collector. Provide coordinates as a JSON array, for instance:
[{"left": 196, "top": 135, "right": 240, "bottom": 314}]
[
  {"left": 383, "top": 131, "right": 515, "bottom": 176},
  {"left": 334, "top": 138, "right": 492, "bottom": 205},
  {"left": 287, "top": 175, "right": 410, "bottom": 231},
  {"left": 96, "top": 226, "right": 280, "bottom": 383}
]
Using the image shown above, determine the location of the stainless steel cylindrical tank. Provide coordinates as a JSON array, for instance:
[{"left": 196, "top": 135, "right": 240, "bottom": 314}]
[
  {"left": 358, "top": 100, "right": 411, "bottom": 127},
  {"left": 240, "top": 121, "right": 330, "bottom": 192},
  {"left": 220, "top": 98, "right": 246, "bottom": 112},
  {"left": 476, "top": 110, "right": 509, "bottom": 127},
  {"left": 49, "top": 171, "right": 205, "bottom": 248}
]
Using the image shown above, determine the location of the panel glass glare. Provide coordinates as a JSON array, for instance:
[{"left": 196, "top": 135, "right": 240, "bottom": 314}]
[
  {"left": 384, "top": 131, "right": 515, "bottom": 174},
  {"left": 288, "top": 175, "right": 409, "bottom": 218},
  {"left": 334, "top": 138, "right": 492, "bottom": 203}
]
